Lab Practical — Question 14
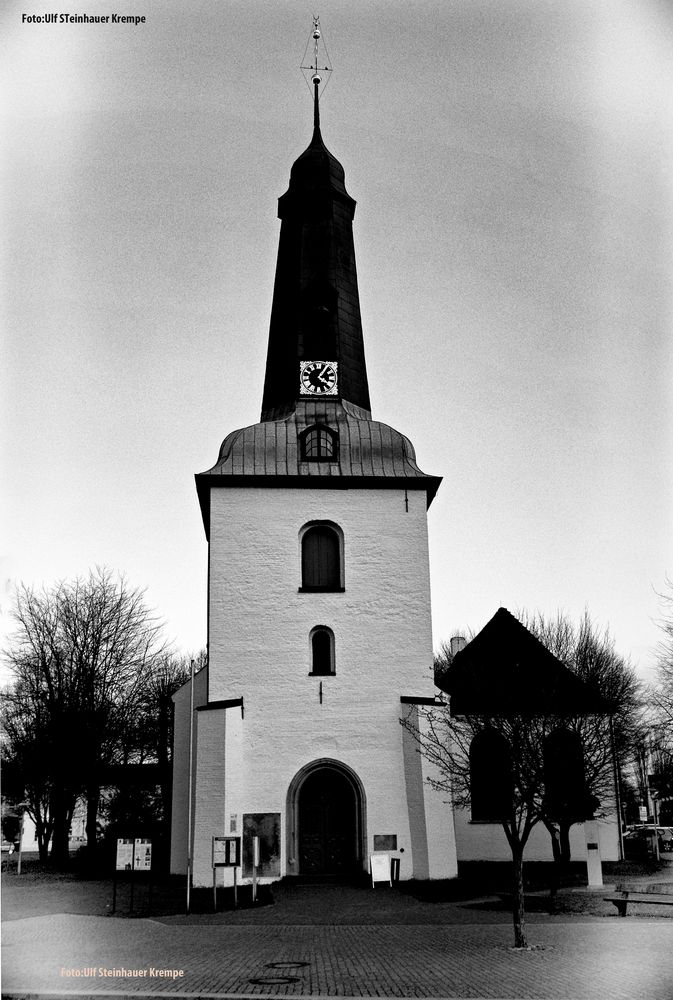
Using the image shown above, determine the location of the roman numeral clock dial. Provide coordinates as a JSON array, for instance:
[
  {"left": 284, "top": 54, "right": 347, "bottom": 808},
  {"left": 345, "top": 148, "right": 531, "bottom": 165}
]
[{"left": 299, "top": 361, "right": 338, "bottom": 396}]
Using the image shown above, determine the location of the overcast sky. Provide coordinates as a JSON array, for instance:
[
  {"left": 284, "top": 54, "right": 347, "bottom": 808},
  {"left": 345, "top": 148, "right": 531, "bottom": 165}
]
[{"left": 2, "top": 0, "right": 672, "bottom": 682}]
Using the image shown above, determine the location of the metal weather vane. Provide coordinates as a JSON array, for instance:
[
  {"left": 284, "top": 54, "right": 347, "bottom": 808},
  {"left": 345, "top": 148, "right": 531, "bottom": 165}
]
[{"left": 300, "top": 15, "right": 332, "bottom": 98}]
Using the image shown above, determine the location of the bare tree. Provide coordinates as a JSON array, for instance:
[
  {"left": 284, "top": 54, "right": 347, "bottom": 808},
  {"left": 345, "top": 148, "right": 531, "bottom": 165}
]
[
  {"left": 2, "top": 569, "right": 166, "bottom": 865},
  {"left": 132, "top": 652, "right": 198, "bottom": 826},
  {"left": 519, "top": 610, "right": 644, "bottom": 867},
  {"left": 2, "top": 683, "right": 54, "bottom": 860},
  {"left": 407, "top": 608, "right": 637, "bottom": 947},
  {"left": 95, "top": 651, "right": 201, "bottom": 870},
  {"left": 650, "top": 582, "right": 673, "bottom": 821},
  {"left": 404, "top": 703, "right": 550, "bottom": 947}
]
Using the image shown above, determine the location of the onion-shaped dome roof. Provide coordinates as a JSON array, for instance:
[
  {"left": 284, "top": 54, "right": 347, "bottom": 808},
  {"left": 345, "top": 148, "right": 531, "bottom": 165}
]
[{"left": 196, "top": 400, "right": 441, "bottom": 533}]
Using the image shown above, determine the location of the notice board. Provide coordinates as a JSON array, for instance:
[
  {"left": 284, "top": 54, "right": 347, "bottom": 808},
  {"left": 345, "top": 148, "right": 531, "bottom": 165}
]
[
  {"left": 115, "top": 838, "right": 134, "bottom": 871},
  {"left": 213, "top": 836, "right": 241, "bottom": 868},
  {"left": 133, "top": 838, "right": 152, "bottom": 871}
]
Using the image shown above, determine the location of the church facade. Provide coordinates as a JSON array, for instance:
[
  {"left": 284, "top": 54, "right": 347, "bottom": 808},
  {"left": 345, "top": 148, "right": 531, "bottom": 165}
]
[
  {"left": 170, "top": 79, "right": 620, "bottom": 887},
  {"left": 170, "top": 84, "right": 458, "bottom": 886}
]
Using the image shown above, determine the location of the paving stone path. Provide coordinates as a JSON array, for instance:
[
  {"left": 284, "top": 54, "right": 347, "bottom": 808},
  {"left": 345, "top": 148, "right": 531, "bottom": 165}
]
[
  {"left": 3, "top": 911, "right": 672, "bottom": 1000},
  {"left": 3, "top": 877, "right": 672, "bottom": 999}
]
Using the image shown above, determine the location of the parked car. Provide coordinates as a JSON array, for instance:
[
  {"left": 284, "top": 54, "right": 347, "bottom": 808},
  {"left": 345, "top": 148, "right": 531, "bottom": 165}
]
[
  {"left": 623, "top": 825, "right": 673, "bottom": 857},
  {"left": 658, "top": 826, "right": 673, "bottom": 853},
  {"left": 1, "top": 841, "right": 16, "bottom": 854}
]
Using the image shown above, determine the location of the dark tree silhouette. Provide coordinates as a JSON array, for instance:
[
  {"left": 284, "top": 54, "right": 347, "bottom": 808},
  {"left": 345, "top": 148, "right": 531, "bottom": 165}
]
[{"left": 2, "top": 569, "right": 166, "bottom": 865}]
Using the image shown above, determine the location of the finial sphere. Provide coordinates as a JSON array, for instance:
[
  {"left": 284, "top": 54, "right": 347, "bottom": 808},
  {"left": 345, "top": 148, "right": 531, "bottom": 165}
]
[
  {"left": 312, "top": 73, "right": 322, "bottom": 84},
  {"left": 313, "top": 28, "right": 321, "bottom": 39}
]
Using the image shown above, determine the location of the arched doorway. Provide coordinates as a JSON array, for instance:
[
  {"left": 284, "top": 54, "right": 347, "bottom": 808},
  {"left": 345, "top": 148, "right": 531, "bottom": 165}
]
[{"left": 287, "top": 760, "right": 365, "bottom": 876}]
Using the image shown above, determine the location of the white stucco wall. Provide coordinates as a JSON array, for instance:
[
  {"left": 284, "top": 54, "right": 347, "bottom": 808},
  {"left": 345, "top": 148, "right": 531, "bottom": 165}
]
[
  {"left": 169, "top": 667, "right": 207, "bottom": 875},
  {"left": 179, "top": 484, "right": 456, "bottom": 885},
  {"left": 453, "top": 807, "right": 620, "bottom": 862},
  {"left": 207, "top": 487, "right": 435, "bottom": 702},
  {"left": 402, "top": 703, "right": 458, "bottom": 879}
]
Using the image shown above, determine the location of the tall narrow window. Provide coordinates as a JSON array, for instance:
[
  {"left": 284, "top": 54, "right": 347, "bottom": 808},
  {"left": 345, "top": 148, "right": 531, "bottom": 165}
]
[
  {"left": 301, "top": 523, "right": 343, "bottom": 591},
  {"left": 310, "top": 626, "right": 335, "bottom": 675},
  {"left": 544, "top": 729, "right": 589, "bottom": 821},
  {"left": 469, "top": 731, "right": 513, "bottom": 822}
]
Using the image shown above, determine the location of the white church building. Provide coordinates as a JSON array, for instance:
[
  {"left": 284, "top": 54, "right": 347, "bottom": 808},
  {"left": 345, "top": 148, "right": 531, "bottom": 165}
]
[
  {"left": 170, "top": 70, "right": 618, "bottom": 888},
  {"left": 170, "top": 72, "right": 459, "bottom": 887}
]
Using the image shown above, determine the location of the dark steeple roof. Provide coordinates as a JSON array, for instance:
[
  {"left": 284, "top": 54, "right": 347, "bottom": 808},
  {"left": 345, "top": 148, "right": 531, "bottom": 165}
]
[
  {"left": 195, "top": 70, "right": 442, "bottom": 537},
  {"left": 439, "top": 608, "right": 609, "bottom": 717},
  {"left": 260, "top": 83, "right": 371, "bottom": 420}
]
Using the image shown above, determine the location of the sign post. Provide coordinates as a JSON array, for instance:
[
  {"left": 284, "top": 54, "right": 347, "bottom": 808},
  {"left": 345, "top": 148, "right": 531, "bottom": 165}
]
[
  {"left": 252, "top": 835, "right": 260, "bottom": 903},
  {"left": 186, "top": 658, "right": 195, "bottom": 915},
  {"left": 113, "top": 837, "right": 152, "bottom": 915},
  {"left": 134, "top": 838, "right": 153, "bottom": 914},
  {"left": 212, "top": 836, "right": 241, "bottom": 911},
  {"left": 113, "top": 838, "right": 134, "bottom": 914}
]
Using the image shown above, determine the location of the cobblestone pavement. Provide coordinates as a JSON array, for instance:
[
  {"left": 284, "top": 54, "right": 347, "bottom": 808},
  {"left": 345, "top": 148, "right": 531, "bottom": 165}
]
[{"left": 3, "top": 910, "right": 672, "bottom": 1000}]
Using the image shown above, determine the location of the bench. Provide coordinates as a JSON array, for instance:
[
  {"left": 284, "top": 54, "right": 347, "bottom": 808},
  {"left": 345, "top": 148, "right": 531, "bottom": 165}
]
[{"left": 604, "top": 884, "right": 673, "bottom": 916}]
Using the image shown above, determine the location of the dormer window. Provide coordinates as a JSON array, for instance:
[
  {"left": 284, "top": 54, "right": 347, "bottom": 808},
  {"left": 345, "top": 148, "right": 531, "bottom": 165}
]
[{"left": 301, "top": 425, "right": 338, "bottom": 462}]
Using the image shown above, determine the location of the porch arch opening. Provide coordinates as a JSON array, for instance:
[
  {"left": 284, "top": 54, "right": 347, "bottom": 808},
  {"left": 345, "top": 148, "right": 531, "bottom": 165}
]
[{"left": 286, "top": 759, "right": 366, "bottom": 877}]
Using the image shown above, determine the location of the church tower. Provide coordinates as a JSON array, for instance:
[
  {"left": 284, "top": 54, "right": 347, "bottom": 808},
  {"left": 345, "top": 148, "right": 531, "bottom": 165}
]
[{"left": 171, "top": 23, "right": 458, "bottom": 886}]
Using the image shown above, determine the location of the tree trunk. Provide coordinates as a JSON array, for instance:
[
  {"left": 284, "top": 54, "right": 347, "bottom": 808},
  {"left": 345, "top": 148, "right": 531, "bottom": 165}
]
[
  {"left": 158, "top": 695, "right": 172, "bottom": 834},
  {"left": 85, "top": 783, "right": 100, "bottom": 865},
  {"left": 550, "top": 820, "right": 572, "bottom": 895},
  {"left": 559, "top": 822, "right": 572, "bottom": 863},
  {"left": 544, "top": 820, "right": 561, "bottom": 898},
  {"left": 511, "top": 847, "right": 528, "bottom": 948},
  {"left": 34, "top": 810, "right": 51, "bottom": 862},
  {"left": 49, "top": 793, "right": 71, "bottom": 867}
]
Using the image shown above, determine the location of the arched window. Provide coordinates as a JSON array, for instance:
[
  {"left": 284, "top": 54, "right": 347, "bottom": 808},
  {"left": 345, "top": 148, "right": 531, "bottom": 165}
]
[
  {"left": 469, "top": 730, "right": 513, "bottom": 822},
  {"left": 300, "top": 523, "right": 343, "bottom": 591},
  {"left": 544, "top": 729, "right": 589, "bottom": 821},
  {"left": 301, "top": 425, "right": 338, "bottom": 461},
  {"left": 310, "top": 626, "right": 335, "bottom": 675}
]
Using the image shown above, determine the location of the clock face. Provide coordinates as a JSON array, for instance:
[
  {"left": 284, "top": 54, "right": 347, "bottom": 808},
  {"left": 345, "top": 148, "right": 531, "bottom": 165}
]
[{"left": 299, "top": 361, "right": 338, "bottom": 396}]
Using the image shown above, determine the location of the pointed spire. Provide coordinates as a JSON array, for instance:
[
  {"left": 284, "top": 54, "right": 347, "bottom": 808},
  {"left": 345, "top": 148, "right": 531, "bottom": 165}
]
[
  {"left": 313, "top": 75, "right": 321, "bottom": 139},
  {"left": 260, "top": 18, "right": 371, "bottom": 421},
  {"left": 301, "top": 14, "right": 331, "bottom": 146}
]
